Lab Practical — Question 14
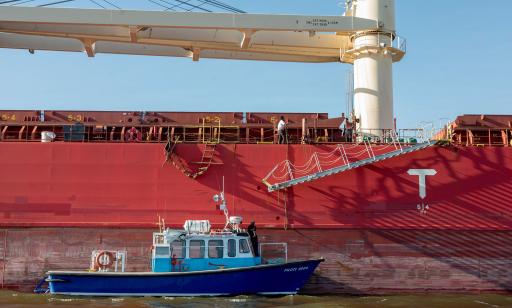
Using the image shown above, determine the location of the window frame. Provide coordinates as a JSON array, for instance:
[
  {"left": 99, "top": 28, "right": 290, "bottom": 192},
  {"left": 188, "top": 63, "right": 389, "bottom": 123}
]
[
  {"left": 227, "top": 239, "right": 236, "bottom": 257},
  {"left": 170, "top": 240, "right": 185, "bottom": 258},
  {"left": 239, "top": 238, "right": 251, "bottom": 254},
  {"left": 188, "top": 239, "right": 205, "bottom": 259},
  {"left": 208, "top": 239, "right": 224, "bottom": 259},
  {"left": 154, "top": 245, "right": 170, "bottom": 257}
]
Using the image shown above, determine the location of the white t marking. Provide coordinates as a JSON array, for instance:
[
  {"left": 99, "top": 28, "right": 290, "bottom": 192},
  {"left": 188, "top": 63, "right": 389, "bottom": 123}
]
[{"left": 407, "top": 169, "right": 437, "bottom": 199}]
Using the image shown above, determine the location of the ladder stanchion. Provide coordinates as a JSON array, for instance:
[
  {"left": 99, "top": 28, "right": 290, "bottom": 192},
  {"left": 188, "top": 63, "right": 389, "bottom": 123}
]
[
  {"left": 364, "top": 140, "right": 376, "bottom": 160},
  {"left": 342, "top": 144, "right": 350, "bottom": 167},
  {"left": 396, "top": 130, "right": 403, "bottom": 152},
  {"left": 363, "top": 140, "right": 370, "bottom": 159},
  {"left": 286, "top": 160, "right": 294, "bottom": 180},
  {"left": 370, "top": 144, "right": 376, "bottom": 160},
  {"left": 263, "top": 164, "right": 279, "bottom": 184},
  {"left": 313, "top": 153, "right": 322, "bottom": 172},
  {"left": 391, "top": 130, "right": 398, "bottom": 150},
  {"left": 336, "top": 145, "right": 346, "bottom": 165}
]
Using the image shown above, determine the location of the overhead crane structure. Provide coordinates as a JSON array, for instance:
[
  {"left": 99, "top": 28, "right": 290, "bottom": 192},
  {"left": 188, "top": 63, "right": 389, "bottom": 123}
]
[{"left": 0, "top": 0, "right": 405, "bottom": 134}]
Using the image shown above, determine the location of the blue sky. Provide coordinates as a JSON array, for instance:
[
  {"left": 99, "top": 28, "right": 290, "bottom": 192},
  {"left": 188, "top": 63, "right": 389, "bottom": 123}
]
[{"left": 0, "top": 0, "right": 511, "bottom": 129}]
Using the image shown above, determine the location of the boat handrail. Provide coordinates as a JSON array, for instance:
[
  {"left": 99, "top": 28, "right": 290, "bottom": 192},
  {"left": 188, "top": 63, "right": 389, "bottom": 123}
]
[{"left": 209, "top": 230, "right": 237, "bottom": 236}]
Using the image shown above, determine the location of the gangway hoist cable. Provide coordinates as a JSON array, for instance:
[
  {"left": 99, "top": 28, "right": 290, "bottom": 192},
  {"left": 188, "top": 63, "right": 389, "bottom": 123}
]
[
  {"left": 149, "top": 0, "right": 210, "bottom": 12},
  {"left": 88, "top": 0, "right": 106, "bottom": 8},
  {"left": 37, "top": 0, "right": 75, "bottom": 7},
  {"left": 171, "top": 0, "right": 211, "bottom": 12},
  {"left": 0, "top": 0, "right": 24, "bottom": 4},
  {"left": 99, "top": 0, "right": 120, "bottom": 9},
  {"left": 8, "top": 0, "right": 35, "bottom": 5},
  {"left": 202, "top": 0, "right": 245, "bottom": 13},
  {"left": 165, "top": 0, "right": 195, "bottom": 11}
]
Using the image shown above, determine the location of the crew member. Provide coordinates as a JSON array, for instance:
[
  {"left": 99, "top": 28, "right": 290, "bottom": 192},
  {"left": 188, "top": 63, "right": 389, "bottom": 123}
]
[
  {"left": 247, "top": 221, "right": 259, "bottom": 256},
  {"left": 277, "top": 116, "right": 286, "bottom": 144},
  {"left": 339, "top": 112, "right": 347, "bottom": 140},
  {"left": 347, "top": 112, "right": 357, "bottom": 143}
]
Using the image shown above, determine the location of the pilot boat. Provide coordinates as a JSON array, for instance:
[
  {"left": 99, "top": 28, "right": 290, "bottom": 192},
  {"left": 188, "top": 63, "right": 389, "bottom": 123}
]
[{"left": 41, "top": 187, "right": 323, "bottom": 296}]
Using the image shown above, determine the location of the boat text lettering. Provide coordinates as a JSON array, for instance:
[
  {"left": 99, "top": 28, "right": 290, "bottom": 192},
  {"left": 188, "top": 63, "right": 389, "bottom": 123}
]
[{"left": 284, "top": 266, "right": 309, "bottom": 272}]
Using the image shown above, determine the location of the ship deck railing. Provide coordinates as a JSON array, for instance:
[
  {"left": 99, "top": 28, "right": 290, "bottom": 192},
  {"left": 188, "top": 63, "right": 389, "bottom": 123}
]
[{"left": 0, "top": 123, "right": 434, "bottom": 146}]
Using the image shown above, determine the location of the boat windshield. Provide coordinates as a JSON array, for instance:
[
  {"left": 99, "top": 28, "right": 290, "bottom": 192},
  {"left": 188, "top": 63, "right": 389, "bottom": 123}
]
[
  {"left": 239, "top": 238, "right": 251, "bottom": 254},
  {"left": 227, "top": 239, "right": 236, "bottom": 257}
]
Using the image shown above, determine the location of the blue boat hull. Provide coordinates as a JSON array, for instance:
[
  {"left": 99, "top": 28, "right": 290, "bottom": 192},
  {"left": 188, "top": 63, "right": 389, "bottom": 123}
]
[{"left": 47, "top": 259, "right": 324, "bottom": 296}]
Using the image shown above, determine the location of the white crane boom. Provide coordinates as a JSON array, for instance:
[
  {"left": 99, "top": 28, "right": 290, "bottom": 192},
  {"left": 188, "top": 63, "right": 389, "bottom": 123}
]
[{"left": 0, "top": 6, "right": 382, "bottom": 62}]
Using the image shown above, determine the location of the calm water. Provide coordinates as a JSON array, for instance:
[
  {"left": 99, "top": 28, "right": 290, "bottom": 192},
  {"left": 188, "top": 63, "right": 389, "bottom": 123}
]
[{"left": 1, "top": 292, "right": 512, "bottom": 308}]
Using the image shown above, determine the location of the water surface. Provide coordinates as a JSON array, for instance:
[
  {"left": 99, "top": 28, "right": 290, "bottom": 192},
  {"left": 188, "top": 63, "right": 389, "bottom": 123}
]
[{"left": 1, "top": 291, "right": 511, "bottom": 308}]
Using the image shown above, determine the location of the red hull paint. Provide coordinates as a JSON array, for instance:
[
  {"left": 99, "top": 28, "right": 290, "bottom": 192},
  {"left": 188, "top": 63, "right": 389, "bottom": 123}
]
[
  {"left": 0, "top": 142, "right": 512, "bottom": 293},
  {"left": 1, "top": 228, "right": 511, "bottom": 293},
  {"left": 0, "top": 143, "right": 511, "bottom": 230}
]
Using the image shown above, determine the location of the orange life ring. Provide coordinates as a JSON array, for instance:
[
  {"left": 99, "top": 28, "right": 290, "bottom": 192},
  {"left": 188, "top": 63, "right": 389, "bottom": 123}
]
[
  {"left": 125, "top": 128, "right": 142, "bottom": 142},
  {"left": 94, "top": 251, "right": 115, "bottom": 270}
]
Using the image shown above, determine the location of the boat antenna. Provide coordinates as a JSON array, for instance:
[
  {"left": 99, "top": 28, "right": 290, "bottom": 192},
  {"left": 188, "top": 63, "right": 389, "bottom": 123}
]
[{"left": 213, "top": 176, "right": 230, "bottom": 230}]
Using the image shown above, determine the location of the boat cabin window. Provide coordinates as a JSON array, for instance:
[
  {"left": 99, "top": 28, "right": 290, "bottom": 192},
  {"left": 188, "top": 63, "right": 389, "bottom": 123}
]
[
  {"left": 155, "top": 245, "right": 170, "bottom": 257},
  {"left": 208, "top": 240, "right": 224, "bottom": 258},
  {"left": 227, "top": 239, "right": 236, "bottom": 257},
  {"left": 189, "top": 240, "right": 205, "bottom": 258},
  {"left": 170, "top": 240, "right": 185, "bottom": 258},
  {"left": 239, "top": 239, "right": 251, "bottom": 254}
]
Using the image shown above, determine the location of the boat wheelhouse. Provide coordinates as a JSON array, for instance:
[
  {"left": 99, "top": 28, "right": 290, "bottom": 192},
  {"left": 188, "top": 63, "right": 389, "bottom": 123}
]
[{"left": 152, "top": 223, "right": 260, "bottom": 273}]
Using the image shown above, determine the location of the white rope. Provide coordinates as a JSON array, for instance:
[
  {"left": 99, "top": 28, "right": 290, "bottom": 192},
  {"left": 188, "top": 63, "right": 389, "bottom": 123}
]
[
  {"left": 316, "top": 148, "right": 340, "bottom": 158},
  {"left": 345, "top": 149, "right": 368, "bottom": 157},
  {"left": 320, "top": 157, "right": 342, "bottom": 167},
  {"left": 288, "top": 155, "right": 315, "bottom": 170},
  {"left": 371, "top": 144, "right": 394, "bottom": 153}
]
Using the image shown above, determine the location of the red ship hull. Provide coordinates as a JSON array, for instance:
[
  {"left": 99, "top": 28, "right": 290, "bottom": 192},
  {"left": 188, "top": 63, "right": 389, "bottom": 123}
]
[{"left": 1, "top": 142, "right": 511, "bottom": 293}]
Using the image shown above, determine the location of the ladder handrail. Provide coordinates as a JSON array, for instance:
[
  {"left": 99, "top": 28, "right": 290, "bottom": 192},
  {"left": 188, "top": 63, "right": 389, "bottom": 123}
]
[
  {"left": 393, "top": 130, "right": 403, "bottom": 152},
  {"left": 313, "top": 152, "right": 322, "bottom": 172},
  {"left": 264, "top": 141, "right": 434, "bottom": 192},
  {"left": 286, "top": 160, "right": 294, "bottom": 180}
]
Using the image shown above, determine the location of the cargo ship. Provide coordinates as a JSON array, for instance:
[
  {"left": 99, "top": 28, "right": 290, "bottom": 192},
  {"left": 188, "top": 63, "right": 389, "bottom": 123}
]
[{"left": 1, "top": 1, "right": 511, "bottom": 294}]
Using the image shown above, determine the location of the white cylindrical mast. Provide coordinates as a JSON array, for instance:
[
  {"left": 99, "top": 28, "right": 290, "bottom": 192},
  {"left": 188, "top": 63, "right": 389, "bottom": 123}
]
[{"left": 351, "top": 0, "right": 397, "bottom": 138}]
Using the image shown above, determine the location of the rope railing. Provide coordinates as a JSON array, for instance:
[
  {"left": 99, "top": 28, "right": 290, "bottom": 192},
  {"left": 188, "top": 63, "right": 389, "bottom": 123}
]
[{"left": 263, "top": 133, "right": 408, "bottom": 186}]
